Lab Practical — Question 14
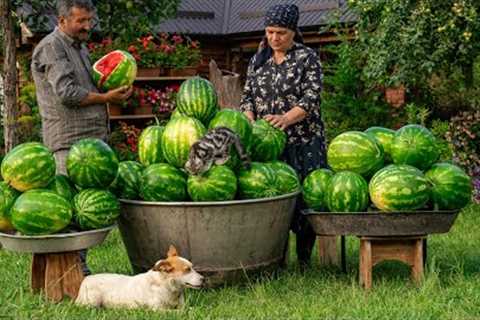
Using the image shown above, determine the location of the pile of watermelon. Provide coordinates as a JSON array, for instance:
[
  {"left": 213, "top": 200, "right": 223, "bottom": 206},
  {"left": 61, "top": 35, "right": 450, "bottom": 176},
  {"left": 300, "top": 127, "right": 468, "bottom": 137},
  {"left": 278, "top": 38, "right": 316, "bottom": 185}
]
[
  {"left": 0, "top": 140, "right": 120, "bottom": 235},
  {"left": 0, "top": 77, "right": 301, "bottom": 235},
  {"left": 303, "top": 124, "right": 473, "bottom": 213},
  {"left": 122, "top": 77, "right": 300, "bottom": 202}
]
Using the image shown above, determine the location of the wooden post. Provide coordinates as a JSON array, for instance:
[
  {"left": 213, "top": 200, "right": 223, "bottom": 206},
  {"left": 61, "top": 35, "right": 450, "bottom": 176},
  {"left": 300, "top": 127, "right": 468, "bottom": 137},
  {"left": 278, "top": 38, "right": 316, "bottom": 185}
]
[
  {"left": 317, "top": 236, "right": 340, "bottom": 267},
  {"left": 209, "top": 60, "right": 242, "bottom": 109}
]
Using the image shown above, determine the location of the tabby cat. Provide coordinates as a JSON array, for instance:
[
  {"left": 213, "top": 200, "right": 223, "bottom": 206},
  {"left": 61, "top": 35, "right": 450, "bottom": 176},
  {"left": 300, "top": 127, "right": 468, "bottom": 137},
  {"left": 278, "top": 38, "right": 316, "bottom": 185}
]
[{"left": 184, "top": 127, "right": 251, "bottom": 175}]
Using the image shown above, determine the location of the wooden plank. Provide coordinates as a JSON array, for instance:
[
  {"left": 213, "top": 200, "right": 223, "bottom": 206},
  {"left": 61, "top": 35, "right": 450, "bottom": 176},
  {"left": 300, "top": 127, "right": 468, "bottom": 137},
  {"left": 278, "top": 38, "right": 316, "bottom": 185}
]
[
  {"left": 61, "top": 252, "right": 84, "bottom": 300},
  {"left": 134, "top": 76, "right": 191, "bottom": 82},
  {"left": 317, "top": 236, "right": 339, "bottom": 266},
  {"left": 31, "top": 253, "right": 46, "bottom": 294},
  {"left": 45, "top": 254, "right": 64, "bottom": 302}
]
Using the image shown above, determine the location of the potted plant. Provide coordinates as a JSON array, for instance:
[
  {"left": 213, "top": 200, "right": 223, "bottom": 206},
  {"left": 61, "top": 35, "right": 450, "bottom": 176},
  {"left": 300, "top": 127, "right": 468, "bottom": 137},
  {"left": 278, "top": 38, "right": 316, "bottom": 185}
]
[
  {"left": 107, "top": 121, "right": 141, "bottom": 161},
  {"left": 165, "top": 34, "right": 201, "bottom": 76}
]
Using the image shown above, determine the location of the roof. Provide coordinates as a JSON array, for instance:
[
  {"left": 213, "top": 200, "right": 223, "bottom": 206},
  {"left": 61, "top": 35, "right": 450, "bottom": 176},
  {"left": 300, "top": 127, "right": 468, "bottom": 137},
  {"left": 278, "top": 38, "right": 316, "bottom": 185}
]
[
  {"left": 18, "top": 0, "right": 356, "bottom": 36},
  {"left": 158, "top": 0, "right": 356, "bottom": 35}
]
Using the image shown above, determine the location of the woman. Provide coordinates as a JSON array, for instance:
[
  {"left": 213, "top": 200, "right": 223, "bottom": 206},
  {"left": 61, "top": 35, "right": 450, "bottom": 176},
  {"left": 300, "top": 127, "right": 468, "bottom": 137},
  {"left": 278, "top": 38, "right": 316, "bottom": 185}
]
[{"left": 240, "top": 4, "right": 327, "bottom": 265}]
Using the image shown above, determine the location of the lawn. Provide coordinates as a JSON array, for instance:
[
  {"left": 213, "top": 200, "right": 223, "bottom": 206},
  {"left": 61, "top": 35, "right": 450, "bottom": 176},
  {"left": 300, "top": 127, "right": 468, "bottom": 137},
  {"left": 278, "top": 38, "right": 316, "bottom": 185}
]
[{"left": 0, "top": 204, "right": 479, "bottom": 320}]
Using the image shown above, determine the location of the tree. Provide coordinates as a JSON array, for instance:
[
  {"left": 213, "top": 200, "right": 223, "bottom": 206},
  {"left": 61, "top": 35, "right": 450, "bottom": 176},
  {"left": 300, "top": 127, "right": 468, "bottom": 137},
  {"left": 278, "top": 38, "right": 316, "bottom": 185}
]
[
  {"left": 1, "top": 0, "right": 180, "bottom": 152},
  {"left": 349, "top": 0, "right": 480, "bottom": 89}
]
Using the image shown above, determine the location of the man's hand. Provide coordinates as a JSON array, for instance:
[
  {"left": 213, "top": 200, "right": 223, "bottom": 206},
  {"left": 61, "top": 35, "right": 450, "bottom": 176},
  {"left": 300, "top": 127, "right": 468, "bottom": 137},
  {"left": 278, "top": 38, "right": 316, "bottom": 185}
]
[
  {"left": 243, "top": 111, "right": 256, "bottom": 123},
  {"left": 105, "top": 85, "right": 133, "bottom": 104},
  {"left": 264, "top": 114, "right": 291, "bottom": 130}
]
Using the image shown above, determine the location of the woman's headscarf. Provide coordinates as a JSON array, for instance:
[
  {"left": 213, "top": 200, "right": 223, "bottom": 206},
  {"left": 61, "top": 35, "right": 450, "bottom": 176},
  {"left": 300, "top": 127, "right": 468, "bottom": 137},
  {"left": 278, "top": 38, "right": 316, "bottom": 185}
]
[{"left": 254, "top": 4, "right": 304, "bottom": 71}]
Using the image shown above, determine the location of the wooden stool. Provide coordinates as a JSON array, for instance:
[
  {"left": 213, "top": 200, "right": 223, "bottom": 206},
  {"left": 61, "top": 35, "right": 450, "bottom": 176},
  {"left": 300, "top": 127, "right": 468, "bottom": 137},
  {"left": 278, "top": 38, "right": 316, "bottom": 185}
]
[
  {"left": 359, "top": 236, "right": 425, "bottom": 289},
  {"left": 31, "top": 251, "right": 84, "bottom": 302}
]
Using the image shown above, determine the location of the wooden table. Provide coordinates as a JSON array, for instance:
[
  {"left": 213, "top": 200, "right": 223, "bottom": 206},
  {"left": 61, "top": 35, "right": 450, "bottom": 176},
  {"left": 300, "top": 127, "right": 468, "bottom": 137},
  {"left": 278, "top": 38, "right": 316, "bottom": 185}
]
[{"left": 359, "top": 236, "right": 425, "bottom": 289}]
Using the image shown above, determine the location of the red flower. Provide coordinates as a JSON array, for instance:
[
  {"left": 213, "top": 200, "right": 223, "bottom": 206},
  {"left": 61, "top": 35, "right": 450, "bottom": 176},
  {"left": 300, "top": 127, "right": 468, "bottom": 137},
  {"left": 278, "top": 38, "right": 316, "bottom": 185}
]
[
  {"left": 101, "top": 38, "right": 112, "bottom": 46},
  {"left": 140, "top": 35, "right": 154, "bottom": 50},
  {"left": 128, "top": 45, "right": 138, "bottom": 53},
  {"left": 190, "top": 41, "right": 199, "bottom": 49},
  {"left": 172, "top": 35, "right": 183, "bottom": 44}
]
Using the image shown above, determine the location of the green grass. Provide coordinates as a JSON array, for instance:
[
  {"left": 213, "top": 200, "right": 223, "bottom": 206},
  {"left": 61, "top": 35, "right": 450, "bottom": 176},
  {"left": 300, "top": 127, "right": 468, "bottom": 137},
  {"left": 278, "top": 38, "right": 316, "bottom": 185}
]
[{"left": 1, "top": 204, "right": 479, "bottom": 320}]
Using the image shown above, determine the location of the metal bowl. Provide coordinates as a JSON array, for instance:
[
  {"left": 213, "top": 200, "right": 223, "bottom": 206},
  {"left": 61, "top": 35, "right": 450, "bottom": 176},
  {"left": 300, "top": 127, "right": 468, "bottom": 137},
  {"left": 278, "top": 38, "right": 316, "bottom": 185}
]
[
  {"left": 118, "top": 191, "right": 300, "bottom": 286},
  {"left": 0, "top": 225, "right": 115, "bottom": 253},
  {"left": 302, "top": 209, "right": 460, "bottom": 236}
]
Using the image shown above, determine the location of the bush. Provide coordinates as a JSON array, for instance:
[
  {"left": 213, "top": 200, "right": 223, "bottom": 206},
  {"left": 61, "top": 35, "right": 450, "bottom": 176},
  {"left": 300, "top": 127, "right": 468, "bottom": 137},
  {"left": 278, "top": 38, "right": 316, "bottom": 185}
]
[
  {"left": 445, "top": 110, "right": 480, "bottom": 176},
  {"left": 321, "top": 42, "right": 398, "bottom": 141}
]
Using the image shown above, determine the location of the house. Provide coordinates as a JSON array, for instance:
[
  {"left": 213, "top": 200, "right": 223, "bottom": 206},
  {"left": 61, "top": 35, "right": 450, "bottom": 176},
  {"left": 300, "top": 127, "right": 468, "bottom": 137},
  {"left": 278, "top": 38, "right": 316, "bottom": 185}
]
[{"left": 157, "top": 0, "right": 356, "bottom": 74}]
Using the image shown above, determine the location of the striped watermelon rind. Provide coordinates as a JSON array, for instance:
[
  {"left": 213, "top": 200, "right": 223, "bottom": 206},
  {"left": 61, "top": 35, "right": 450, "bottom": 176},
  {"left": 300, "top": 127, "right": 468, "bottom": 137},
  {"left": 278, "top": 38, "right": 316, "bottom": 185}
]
[
  {"left": 237, "top": 162, "right": 279, "bottom": 199},
  {"left": 187, "top": 165, "right": 237, "bottom": 201},
  {"left": 326, "top": 171, "right": 369, "bottom": 213},
  {"left": 268, "top": 161, "right": 300, "bottom": 195},
  {"left": 390, "top": 124, "right": 439, "bottom": 171},
  {"left": 327, "top": 131, "right": 384, "bottom": 177},
  {"left": 208, "top": 108, "right": 253, "bottom": 149},
  {"left": 369, "top": 164, "right": 431, "bottom": 212},
  {"left": 73, "top": 189, "right": 120, "bottom": 230},
  {"left": 67, "top": 138, "right": 119, "bottom": 189},
  {"left": 47, "top": 174, "right": 77, "bottom": 201},
  {"left": 176, "top": 77, "right": 219, "bottom": 125},
  {"left": 251, "top": 119, "right": 287, "bottom": 162},
  {"left": 161, "top": 115, "right": 207, "bottom": 168},
  {"left": 140, "top": 163, "right": 188, "bottom": 201},
  {"left": 138, "top": 125, "right": 164, "bottom": 166},
  {"left": 109, "top": 161, "right": 143, "bottom": 200},
  {"left": 0, "top": 182, "right": 20, "bottom": 231},
  {"left": 365, "top": 126, "right": 395, "bottom": 163},
  {"left": 11, "top": 189, "right": 73, "bottom": 235},
  {"left": 302, "top": 168, "right": 334, "bottom": 211},
  {"left": 1, "top": 142, "right": 56, "bottom": 192},
  {"left": 425, "top": 162, "right": 472, "bottom": 210}
]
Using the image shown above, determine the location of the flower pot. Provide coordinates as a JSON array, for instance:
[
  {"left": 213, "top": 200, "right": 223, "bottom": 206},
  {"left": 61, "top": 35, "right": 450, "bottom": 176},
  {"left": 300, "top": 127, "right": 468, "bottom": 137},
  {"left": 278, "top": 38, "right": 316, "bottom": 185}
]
[
  {"left": 108, "top": 104, "right": 122, "bottom": 116},
  {"left": 137, "top": 67, "right": 162, "bottom": 77},
  {"left": 168, "top": 66, "right": 198, "bottom": 77},
  {"left": 385, "top": 85, "right": 406, "bottom": 108},
  {"left": 133, "top": 105, "right": 153, "bottom": 115}
]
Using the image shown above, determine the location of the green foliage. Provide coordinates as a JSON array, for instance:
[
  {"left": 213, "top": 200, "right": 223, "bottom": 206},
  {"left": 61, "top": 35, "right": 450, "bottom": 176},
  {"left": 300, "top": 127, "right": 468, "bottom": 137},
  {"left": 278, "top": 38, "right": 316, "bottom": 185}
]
[
  {"left": 349, "top": 0, "right": 480, "bottom": 88},
  {"left": 321, "top": 42, "right": 395, "bottom": 141},
  {"left": 430, "top": 119, "right": 454, "bottom": 162},
  {"left": 17, "top": 82, "right": 42, "bottom": 144},
  {"left": 13, "top": 1, "right": 180, "bottom": 43},
  {"left": 445, "top": 110, "right": 480, "bottom": 175},
  {"left": 404, "top": 103, "right": 431, "bottom": 126}
]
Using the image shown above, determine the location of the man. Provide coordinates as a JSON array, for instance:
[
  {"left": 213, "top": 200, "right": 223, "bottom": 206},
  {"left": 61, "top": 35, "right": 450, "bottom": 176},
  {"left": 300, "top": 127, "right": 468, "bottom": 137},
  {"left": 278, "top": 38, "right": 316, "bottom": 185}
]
[{"left": 31, "top": 0, "right": 132, "bottom": 274}]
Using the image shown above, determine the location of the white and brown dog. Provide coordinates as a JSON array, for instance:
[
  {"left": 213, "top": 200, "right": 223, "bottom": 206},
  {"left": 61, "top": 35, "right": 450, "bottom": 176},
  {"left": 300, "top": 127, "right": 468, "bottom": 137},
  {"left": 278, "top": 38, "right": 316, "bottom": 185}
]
[{"left": 75, "top": 245, "right": 204, "bottom": 310}]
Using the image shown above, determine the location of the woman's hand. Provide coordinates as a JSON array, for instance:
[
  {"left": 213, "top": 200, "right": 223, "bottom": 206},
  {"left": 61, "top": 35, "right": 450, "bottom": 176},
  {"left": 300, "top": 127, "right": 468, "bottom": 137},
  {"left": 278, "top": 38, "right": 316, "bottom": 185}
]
[{"left": 264, "top": 114, "right": 291, "bottom": 130}]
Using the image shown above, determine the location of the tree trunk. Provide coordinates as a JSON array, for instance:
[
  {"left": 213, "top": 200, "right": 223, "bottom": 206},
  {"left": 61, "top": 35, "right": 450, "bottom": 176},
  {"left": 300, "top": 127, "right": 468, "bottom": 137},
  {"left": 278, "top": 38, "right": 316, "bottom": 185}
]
[{"left": 1, "top": 0, "right": 18, "bottom": 152}]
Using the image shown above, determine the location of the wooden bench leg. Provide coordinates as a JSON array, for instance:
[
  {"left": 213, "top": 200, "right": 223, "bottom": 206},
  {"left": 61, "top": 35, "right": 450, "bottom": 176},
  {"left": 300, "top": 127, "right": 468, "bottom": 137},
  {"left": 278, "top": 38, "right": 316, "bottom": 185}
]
[
  {"left": 359, "top": 239, "right": 372, "bottom": 289},
  {"left": 411, "top": 238, "right": 424, "bottom": 285},
  {"left": 31, "top": 251, "right": 84, "bottom": 302},
  {"left": 317, "top": 236, "right": 339, "bottom": 267}
]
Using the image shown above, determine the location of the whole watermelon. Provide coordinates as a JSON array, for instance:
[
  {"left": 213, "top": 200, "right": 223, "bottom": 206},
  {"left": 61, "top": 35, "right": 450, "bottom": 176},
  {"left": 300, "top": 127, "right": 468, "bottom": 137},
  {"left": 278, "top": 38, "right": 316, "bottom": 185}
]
[
  {"left": 187, "top": 165, "right": 237, "bottom": 201},
  {"left": 268, "top": 161, "right": 300, "bottom": 195},
  {"left": 0, "top": 182, "right": 20, "bottom": 231},
  {"left": 109, "top": 161, "right": 143, "bottom": 200},
  {"left": 369, "top": 164, "right": 431, "bottom": 211},
  {"left": 390, "top": 124, "right": 439, "bottom": 171},
  {"left": 302, "top": 168, "right": 334, "bottom": 211},
  {"left": 176, "top": 77, "right": 219, "bottom": 125},
  {"left": 1, "top": 142, "right": 56, "bottom": 192},
  {"left": 67, "top": 138, "right": 119, "bottom": 189},
  {"left": 73, "top": 189, "right": 120, "bottom": 230},
  {"left": 327, "top": 131, "right": 384, "bottom": 177},
  {"left": 237, "top": 162, "right": 279, "bottom": 199},
  {"left": 138, "top": 125, "right": 164, "bottom": 166},
  {"left": 47, "top": 174, "right": 77, "bottom": 201},
  {"left": 140, "top": 163, "right": 187, "bottom": 201},
  {"left": 425, "top": 162, "right": 472, "bottom": 210},
  {"left": 208, "top": 108, "right": 252, "bottom": 148},
  {"left": 92, "top": 50, "right": 137, "bottom": 91},
  {"left": 326, "top": 171, "right": 369, "bottom": 212},
  {"left": 250, "top": 119, "right": 287, "bottom": 162},
  {"left": 365, "top": 126, "right": 395, "bottom": 163},
  {"left": 161, "top": 115, "right": 206, "bottom": 168},
  {"left": 11, "top": 189, "right": 73, "bottom": 235}
]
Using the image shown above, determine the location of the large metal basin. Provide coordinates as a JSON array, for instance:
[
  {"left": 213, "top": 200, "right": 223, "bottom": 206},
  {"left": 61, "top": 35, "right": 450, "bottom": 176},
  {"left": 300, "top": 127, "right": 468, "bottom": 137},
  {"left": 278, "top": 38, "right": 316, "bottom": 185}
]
[{"left": 118, "top": 191, "right": 299, "bottom": 286}]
